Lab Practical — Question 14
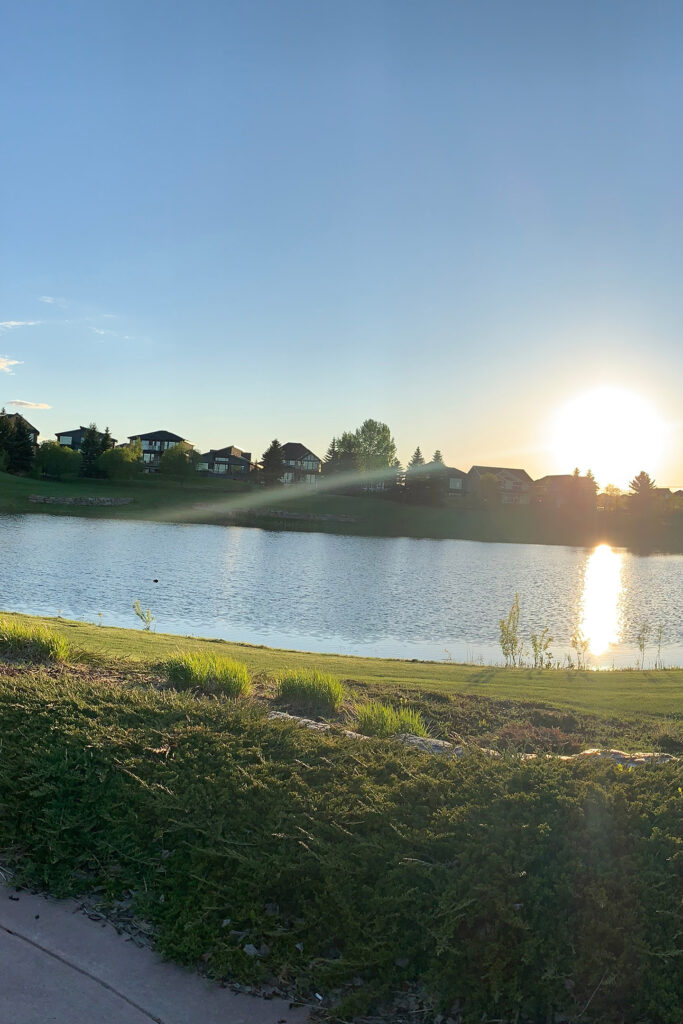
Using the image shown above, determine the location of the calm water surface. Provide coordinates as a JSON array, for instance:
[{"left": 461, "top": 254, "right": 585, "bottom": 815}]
[{"left": 2, "top": 514, "right": 682, "bottom": 667}]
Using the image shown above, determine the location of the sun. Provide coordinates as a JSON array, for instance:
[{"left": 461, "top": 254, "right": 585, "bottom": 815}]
[{"left": 549, "top": 387, "right": 669, "bottom": 488}]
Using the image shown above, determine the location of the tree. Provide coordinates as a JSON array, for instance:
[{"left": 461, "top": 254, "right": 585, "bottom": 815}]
[
  {"left": 432, "top": 450, "right": 444, "bottom": 464},
  {"left": 80, "top": 423, "right": 103, "bottom": 477},
  {"left": 100, "top": 426, "right": 115, "bottom": 455},
  {"left": 603, "top": 483, "right": 622, "bottom": 513},
  {"left": 97, "top": 442, "right": 143, "bottom": 481},
  {"left": 630, "top": 470, "right": 656, "bottom": 495},
  {"left": 323, "top": 438, "right": 339, "bottom": 474},
  {"left": 7, "top": 415, "right": 35, "bottom": 474},
  {"left": 261, "top": 439, "right": 284, "bottom": 486},
  {"left": 35, "top": 441, "right": 81, "bottom": 479},
  {"left": 352, "top": 419, "right": 397, "bottom": 475},
  {"left": 158, "top": 441, "right": 199, "bottom": 483},
  {"left": 408, "top": 447, "right": 425, "bottom": 469},
  {"left": 0, "top": 409, "right": 13, "bottom": 469}
]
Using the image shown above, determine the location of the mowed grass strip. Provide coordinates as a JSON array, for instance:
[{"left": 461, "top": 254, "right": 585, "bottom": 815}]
[
  {"left": 2, "top": 613, "right": 681, "bottom": 722},
  {"left": 0, "top": 669, "right": 680, "bottom": 1023}
]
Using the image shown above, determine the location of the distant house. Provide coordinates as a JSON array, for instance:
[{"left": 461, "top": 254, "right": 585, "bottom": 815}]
[
  {"left": 127, "top": 430, "right": 188, "bottom": 472},
  {"left": 56, "top": 426, "right": 118, "bottom": 451},
  {"left": 4, "top": 412, "right": 39, "bottom": 445},
  {"left": 197, "top": 445, "right": 253, "bottom": 479},
  {"left": 280, "top": 442, "right": 322, "bottom": 486},
  {"left": 406, "top": 460, "right": 467, "bottom": 498},
  {"left": 467, "top": 466, "right": 533, "bottom": 504},
  {"left": 651, "top": 487, "right": 673, "bottom": 501},
  {"left": 534, "top": 474, "right": 597, "bottom": 509}
]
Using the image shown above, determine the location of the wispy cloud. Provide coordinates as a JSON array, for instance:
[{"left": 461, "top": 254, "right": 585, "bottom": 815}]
[
  {"left": 0, "top": 320, "right": 41, "bottom": 334},
  {"left": 8, "top": 399, "right": 50, "bottom": 409},
  {"left": 38, "top": 296, "right": 67, "bottom": 307},
  {"left": 91, "top": 326, "right": 133, "bottom": 340},
  {"left": 0, "top": 356, "right": 22, "bottom": 374}
]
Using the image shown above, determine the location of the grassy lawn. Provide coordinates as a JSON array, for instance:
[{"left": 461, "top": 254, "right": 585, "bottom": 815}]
[{"left": 2, "top": 612, "right": 681, "bottom": 751}]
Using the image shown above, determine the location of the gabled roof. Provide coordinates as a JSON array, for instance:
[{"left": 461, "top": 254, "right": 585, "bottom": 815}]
[
  {"left": 281, "top": 442, "right": 321, "bottom": 462},
  {"left": 55, "top": 427, "right": 86, "bottom": 436},
  {"left": 535, "top": 474, "right": 593, "bottom": 486},
  {"left": 412, "top": 460, "right": 466, "bottom": 476},
  {"left": 129, "top": 430, "right": 186, "bottom": 442},
  {"left": 469, "top": 466, "right": 533, "bottom": 483},
  {"left": 5, "top": 412, "right": 39, "bottom": 434}
]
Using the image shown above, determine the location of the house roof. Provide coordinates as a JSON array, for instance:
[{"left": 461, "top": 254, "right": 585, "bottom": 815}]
[
  {"left": 281, "top": 442, "right": 321, "bottom": 462},
  {"left": 199, "top": 448, "right": 250, "bottom": 463},
  {"left": 56, "top": 426, "right": 117, "bottom": 440},
  {"left": 470, "top": 466, "right": 533, "bottom": 483},
  {"left": 413, "top": 461, "right": 466, "bottom": 476},
  {"left": 535, "top": 474, "right": 593, "bottom": 486},
  {"left": 128, "top": 430, "right": 186, "bottom": 442},
  {"left": 5, "top": 412, "right": 39, "bottom": 434}
]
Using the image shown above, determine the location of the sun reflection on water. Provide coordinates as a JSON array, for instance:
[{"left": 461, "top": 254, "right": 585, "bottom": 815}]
[{"left": 579, "top": 544, "right": 623, "bottom": 656}]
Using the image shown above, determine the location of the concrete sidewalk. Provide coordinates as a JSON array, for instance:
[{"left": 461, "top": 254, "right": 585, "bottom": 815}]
[{"left": 0, "top": 885, "right": 310, "bottom": 1024}]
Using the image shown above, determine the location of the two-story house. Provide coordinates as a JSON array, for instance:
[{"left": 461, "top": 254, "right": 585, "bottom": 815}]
[
  {"left": 533, "top": 474, "right": 597, "bottom": 509},
  {"left": 56, "top": 426, "right": 118, "bottom": 451},
  {"left": 280, "top": 442, "right": 322, "bottom": 486},
  {"left": 197, "top": 445, "right": 253, "bottom": 479},
  {"left": 127, "top": 430, "right": 188, "bottom": 472},
  {"left": 4, "top": 412, "right": 39, "bottom": 445},
  {"left": 467, "top": 466, "right": 533, "bottom": 504},
  {"left": 405, "top": 460, "right": 468, "bottom": 499}
]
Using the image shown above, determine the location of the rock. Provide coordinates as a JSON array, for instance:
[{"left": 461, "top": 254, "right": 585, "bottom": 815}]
[
  {"left": 397, "top": 734, "right": 454, "bottom": 756},
  {"left": 243, "top": 943, "right": 260, "bottom": 957}
]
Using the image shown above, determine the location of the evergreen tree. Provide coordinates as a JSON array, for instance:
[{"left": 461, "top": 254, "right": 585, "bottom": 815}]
[
  {"left": 261, "top": 439, "right": 284, "bottom": 486},
  {"left": 80, "top": 423, "right": 103, "bottom": 477},
  {"left": 408, "top": 447, "right": 425, "bottom": 468},
  {"left": 0, "top": 409, "right": 13, "bottom": 470},
  {"left": 7, "top": 416, "right": 35, "bottom": 474},
  {"left": 99, "top": 426, "right": 115, "bottom": 455},
  {"left": 432, "top": 450, "right": 444, "bottom": 464},
  {"left": 323, "top": 438, "right": 339, "bottom": 474},
  {"left": 629, "top": 470, "right": 655, "bottom": 495}
]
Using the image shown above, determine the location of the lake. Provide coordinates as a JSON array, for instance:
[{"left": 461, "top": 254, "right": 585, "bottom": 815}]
[{"left": 2, "top": 514, "right": 682, "bottom": 667}]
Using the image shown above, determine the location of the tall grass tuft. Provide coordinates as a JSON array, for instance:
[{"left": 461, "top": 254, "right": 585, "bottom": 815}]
[
  {"left": 164, "top": 652, "right": 251, "bottom": 697},
  {"left": 276, "top": 669, "right": 345, "bottom": 714},
  {"left": 355, "top": 700, "right": 428, "bottom": 738},
  {"left": 0, "top": 618, "right": 72, "bottom": 663}
]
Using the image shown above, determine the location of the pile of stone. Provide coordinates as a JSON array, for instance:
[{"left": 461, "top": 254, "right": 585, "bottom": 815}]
[
  {"left": 29, "top": 495, "right": 133, "bottom": 506},
  {"left": 266, "top": 711, "right": 678, "bottom": 767}
]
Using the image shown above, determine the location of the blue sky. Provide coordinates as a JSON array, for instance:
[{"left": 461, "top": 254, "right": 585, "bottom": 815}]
[{"left": 2, "top": 0, "right": 682, "bottom": 486}]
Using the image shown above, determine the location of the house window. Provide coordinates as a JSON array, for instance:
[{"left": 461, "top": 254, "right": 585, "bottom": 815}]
[
  {"left": 449, "top": 478, "right": 462, "bottom": 490},
  {"left": 59, "top": 437, "right": 71, "bottom": 446}
]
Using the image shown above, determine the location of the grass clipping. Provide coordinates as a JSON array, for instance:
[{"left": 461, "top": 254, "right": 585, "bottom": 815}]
[{"left": 0, "top": 670, "right": 680, "bottom": 1023}]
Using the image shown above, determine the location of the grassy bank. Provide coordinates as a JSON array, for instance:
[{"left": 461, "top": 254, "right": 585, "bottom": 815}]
[
  {"left": 2, "top": 471, "right": 682, "bottom": 550},
  {"left": 0, "top": 662, "right": 680, "bottom": 1023},
  {"left": 2, "top": 613, "right": 682, "bottom": 751}
]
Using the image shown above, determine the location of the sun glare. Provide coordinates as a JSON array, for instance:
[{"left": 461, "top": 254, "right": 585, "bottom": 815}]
[
  {"left": 550, "top": 387, "right": 668, "bottom": 488},
  {"left": 579, "top": 544, "right": 623, "bottom": 657}
]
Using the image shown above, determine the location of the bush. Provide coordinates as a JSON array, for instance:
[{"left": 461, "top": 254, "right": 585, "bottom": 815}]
[
  {"left": 276, "top": 669, "right": 345, "bottom": 714},
  {"left": 355, "top": 700, "right": 428, "bottom": 737},
  {"left": 0, "top": 618, "right": 72, "bottom": 662},
  {"left": 164, "top": 652, "right": 250, "bottom": 697},
  {"left": 0, "top": 673, "right": 679, "bottom": 1023}
]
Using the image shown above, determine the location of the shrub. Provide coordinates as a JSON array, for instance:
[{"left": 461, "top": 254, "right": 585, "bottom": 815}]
[
  {"left": 0, "top": 618, "right": 72, "bottom": 663},
  {"left": 355, "top": 700, "right": 428, "bottom": 737},
  {"left": 164, "top": 652, "right": 250, "bottom": 697},
  {"left": 276, "top": 669, "right": 345, "bottom": 714}
]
